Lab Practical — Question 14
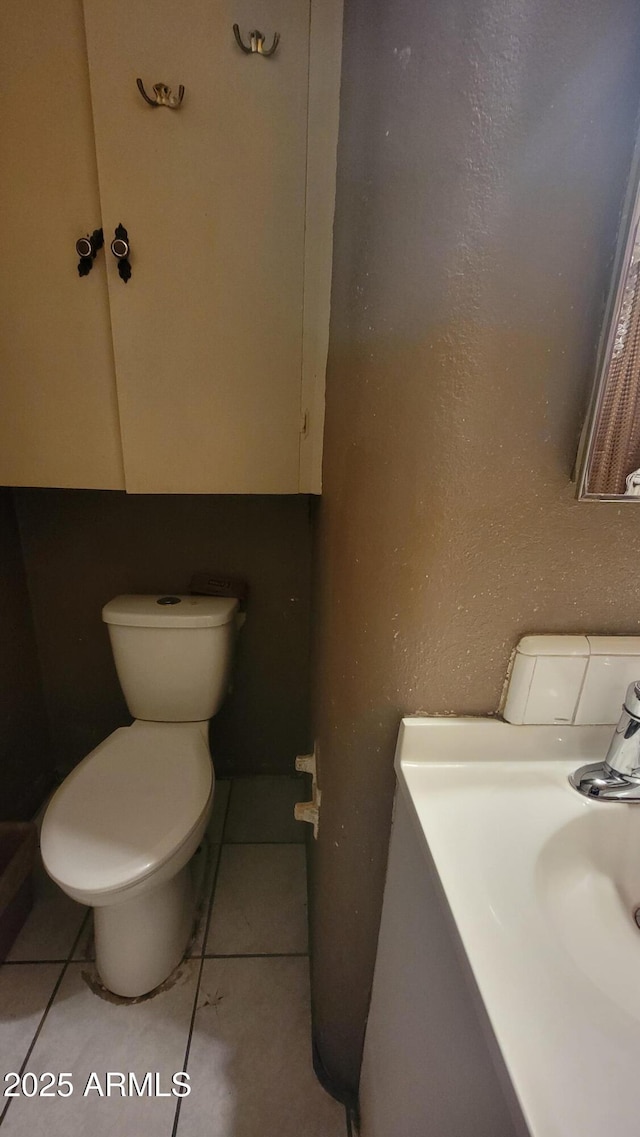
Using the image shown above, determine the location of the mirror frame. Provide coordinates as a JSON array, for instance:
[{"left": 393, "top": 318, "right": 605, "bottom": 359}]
[{"left": 575, "top": 136, "right": 640, "bottom": 501}]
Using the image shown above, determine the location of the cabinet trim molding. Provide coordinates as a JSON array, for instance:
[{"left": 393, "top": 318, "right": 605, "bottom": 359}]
[{"left": 299, "top": 0, "right": 344, "bottom": 495}]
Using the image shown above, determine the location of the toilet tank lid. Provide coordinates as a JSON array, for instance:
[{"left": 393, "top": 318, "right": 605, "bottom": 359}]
[{"left": 102, "top": 594, "right": 239, "bottom": 628}]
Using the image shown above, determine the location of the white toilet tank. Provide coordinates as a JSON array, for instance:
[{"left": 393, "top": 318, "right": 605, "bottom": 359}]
[{"left": 102, "top": 595, "right": 239, "bottom": 722}]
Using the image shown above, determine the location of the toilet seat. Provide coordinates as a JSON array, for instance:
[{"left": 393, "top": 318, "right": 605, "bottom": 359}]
[{"left": 41, "top": 721, "right": 213, "bottom": 899}]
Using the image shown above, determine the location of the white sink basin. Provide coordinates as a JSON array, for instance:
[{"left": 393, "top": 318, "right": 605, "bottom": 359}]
[
  {"left": 537, "top": 803, "right": 640, "bottom": 1020},
  {"left": 397, "top": 717, "right": 640, "bottom": 1137}
]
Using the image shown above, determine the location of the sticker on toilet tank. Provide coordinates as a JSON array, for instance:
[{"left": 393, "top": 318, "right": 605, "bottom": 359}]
[{"left": 3, "top": 1071, "right": 191, "bottom": 1097}]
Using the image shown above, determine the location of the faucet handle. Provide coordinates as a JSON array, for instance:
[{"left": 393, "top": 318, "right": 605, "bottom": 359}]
[{"left": 623, "top": 681, "right": 640, "bottom": 719}]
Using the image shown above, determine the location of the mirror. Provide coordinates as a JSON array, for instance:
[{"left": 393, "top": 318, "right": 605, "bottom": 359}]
[{"left": 576, "top": 140, "right": 640, "bottom": 499}]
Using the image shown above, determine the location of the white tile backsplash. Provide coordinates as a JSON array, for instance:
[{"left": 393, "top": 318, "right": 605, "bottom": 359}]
[
  {"left": 502, "top": 653, "right": 536, "bottom": 724},
  {"left": 503, "top": 636, "right": 640, "bottom": 726},
  {"left": 574, "top": 656, "right": 640, "bottom": 724},
  {"left": 517, "top": 634, "right": 589, "bottom": 657},
  {"left": 522, "top": 656, "right": 588, "bottom": 725},
  {"left": 586, "top": 636, "right": 640, "bottom": 656}
]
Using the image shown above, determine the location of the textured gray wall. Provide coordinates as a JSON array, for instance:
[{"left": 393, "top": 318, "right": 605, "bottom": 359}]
[
  {"left": 0, "top": 489, "right": 51, "bottom": 818},
  {"left": 15, "top": 490, "right": 312, "bottom": 777},
  {"left": 310, "top": 0, "right": 640, "bottom": 1096}
]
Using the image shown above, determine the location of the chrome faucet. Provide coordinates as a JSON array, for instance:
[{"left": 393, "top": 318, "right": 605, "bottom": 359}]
[{"left": 571, "top": 681, "right": 640, "bottom": 801}]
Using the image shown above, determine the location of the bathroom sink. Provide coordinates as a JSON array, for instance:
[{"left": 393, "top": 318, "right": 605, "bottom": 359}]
[
  {"left": 396, "top": 717, "right": 640, "bottom": 1137},
  {"left": 537, "top": 803, "right": 640, "bottom": 1019}
]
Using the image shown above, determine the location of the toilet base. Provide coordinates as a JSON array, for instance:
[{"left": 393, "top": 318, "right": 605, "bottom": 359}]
[{"left": 94, "top": 865, "right": 194, "bottom": 997}]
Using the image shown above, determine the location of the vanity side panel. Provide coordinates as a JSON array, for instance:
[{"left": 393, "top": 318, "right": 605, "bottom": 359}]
[{"left": 360, "top": 789, "right": 526, "bottom": 1137}]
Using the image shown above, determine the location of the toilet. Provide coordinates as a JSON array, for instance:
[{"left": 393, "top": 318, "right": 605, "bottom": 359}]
[{"left": 41, "top": 593, "right": 239, "bottom": 998}]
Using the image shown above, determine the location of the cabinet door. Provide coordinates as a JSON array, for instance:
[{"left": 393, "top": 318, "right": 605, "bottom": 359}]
[
  {"left": 83, "top": 0, "right": 309, "bottom": 494},
  {"left": 0, "top": 0, "right": 125, "bottom": 490}
]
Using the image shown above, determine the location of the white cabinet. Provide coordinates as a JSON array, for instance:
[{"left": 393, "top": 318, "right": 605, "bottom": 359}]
[
  {"left": 0, "top": 0, "right": 341, "bottom": 493},
  {"left": 0, "top": 0, "right": 124, "bottom": 490}
]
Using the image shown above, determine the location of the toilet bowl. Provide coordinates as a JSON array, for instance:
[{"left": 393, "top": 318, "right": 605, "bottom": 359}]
[
  {"left": 41, "top": 594, "right": 239, "bottom": 997},
  {"left": 42, "top": 721, "right": 213, "bottom": 996}
]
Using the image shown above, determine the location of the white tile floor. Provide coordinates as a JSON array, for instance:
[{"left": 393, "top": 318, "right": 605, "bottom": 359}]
[{"left": 0, "top": 777, "right": 350, "bottom": 1136}]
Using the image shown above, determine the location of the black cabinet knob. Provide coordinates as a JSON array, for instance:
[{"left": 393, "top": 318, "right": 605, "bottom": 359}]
[
  {"left": 110, "top": 237, "right": 129, "bottom": 259},
  {"left": 76, "top": 228, "right": 103, "bottom": 277},
  {"left": 111, "top": 224, "right": 132, "bottom": 282},
  {"left": 76, "top": 237, "right": 93, "bottom": 259}
]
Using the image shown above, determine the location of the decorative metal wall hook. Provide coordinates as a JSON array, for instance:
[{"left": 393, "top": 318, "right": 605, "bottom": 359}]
[
  {"left": 233, "top": 24, "right": 280, "bottom": 56},
  {"left": 136, "top": 79, "right": 185, "bottom": 108}
]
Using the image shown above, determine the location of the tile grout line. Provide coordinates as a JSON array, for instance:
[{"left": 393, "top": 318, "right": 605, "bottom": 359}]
[
  {"left": 169, "top": 952, "right": 205, "bottom": 1137},
  {"left": 0, "top": 910, "right": 91, "bottom": 1126},
  {"left": 202, "top": 951, "right": 309, "bottom": 959},
  {"left": 200, "top": 780, "right": 236, "bottom": 959},
  {"left": 1, "top": 958, "right": 72, "bottom": 966},
  {"left": 219, "top": 777, "right": 236, "bottom": 847},
  {"left": 222, "top": 840, "right": 305, "bottom": 846},
  {"left": 170, "top": 776, "right": 235, "bottom": 1137},
  {"left": 174, "top": 778, "right": 312, "bottom": 1133}
]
